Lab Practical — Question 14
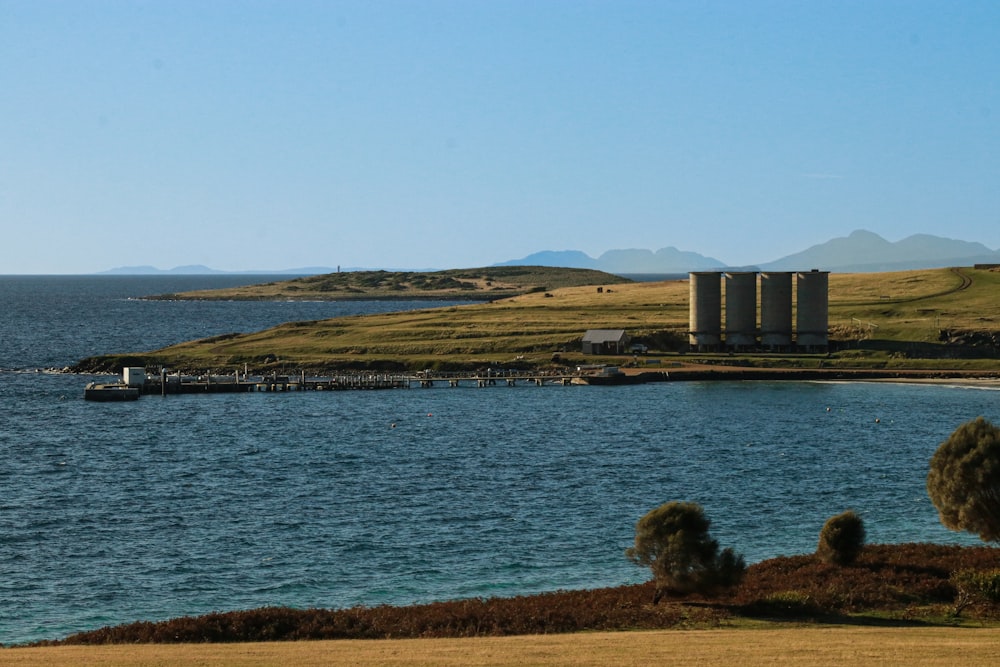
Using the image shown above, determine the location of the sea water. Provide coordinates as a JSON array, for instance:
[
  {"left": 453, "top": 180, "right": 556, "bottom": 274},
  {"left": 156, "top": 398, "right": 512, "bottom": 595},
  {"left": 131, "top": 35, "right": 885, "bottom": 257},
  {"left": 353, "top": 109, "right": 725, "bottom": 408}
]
[{"left": 0, "top": 276, "right": 995, "bottom": 645}]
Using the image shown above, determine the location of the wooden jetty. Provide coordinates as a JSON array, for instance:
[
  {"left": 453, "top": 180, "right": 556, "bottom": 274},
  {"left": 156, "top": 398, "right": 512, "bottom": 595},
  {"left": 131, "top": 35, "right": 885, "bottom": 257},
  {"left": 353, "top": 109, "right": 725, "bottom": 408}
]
[
  {"left": 83, "top": 366, "right": 665, "bottom": 401},
  {"left": 144, "top": 371, "right": 576, "bottom": 394},
  {"left": 410, "top": 370, "right": 575, "bottom": 388},
  {"left": 145, "top": 371, "right": 412, "bottom": 395}
]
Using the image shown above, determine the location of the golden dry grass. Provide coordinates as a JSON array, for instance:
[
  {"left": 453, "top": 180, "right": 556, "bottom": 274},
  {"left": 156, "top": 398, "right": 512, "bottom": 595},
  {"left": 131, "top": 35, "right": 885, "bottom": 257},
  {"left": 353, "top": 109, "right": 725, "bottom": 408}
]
[{"left": 6, "top": 627, "right": 1000, "bottom": 666}]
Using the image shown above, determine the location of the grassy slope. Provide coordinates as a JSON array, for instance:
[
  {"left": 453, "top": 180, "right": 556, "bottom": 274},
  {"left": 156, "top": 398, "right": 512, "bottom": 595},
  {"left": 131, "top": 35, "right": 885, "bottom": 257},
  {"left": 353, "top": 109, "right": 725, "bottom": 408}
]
[
  {"left": 826, "top": 266, "right": 998, "bottom": 343},
  {"left": 75, "top": 267, "right": 1000, "bottom": 373}
]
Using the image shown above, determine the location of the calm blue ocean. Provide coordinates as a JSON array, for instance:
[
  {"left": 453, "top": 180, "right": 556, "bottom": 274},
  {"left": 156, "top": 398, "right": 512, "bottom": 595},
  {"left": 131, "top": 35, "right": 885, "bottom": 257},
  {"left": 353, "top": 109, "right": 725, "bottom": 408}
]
[{"left": 0, "top": 276, "right": 995, "bottom": 645}]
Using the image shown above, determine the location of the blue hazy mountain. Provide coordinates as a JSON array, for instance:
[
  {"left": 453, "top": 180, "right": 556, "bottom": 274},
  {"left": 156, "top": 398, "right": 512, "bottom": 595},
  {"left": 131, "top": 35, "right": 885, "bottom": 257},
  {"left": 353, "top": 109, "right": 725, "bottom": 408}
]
[
  {"left": 498, "top": 231, "right": 1000, "bottom": 273},
  {"left": 492, "top": 250, "right": 600, "bottom": 269},
  {"left": 100, "top": 231, "right": 1000, "bottom": 275},
  {"left": 757, "top": 230, "right": 1000, "bottom": 272},
  {"left": 98, "top": 264, "right": 225, "bottom": 275},
  {"left": 495, "top": 247, "right": 725, "bottom": 273}
]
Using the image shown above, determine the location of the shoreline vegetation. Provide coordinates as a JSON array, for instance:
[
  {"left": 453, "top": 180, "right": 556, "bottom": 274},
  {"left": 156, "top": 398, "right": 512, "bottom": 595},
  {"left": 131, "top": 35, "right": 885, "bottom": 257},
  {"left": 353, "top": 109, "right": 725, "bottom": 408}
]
[
  {"left": 72, "top": 265, "right": 1000, "bottom": 378},
  {"left": 9, "top": 544, "right": 1000, "bottom": 650}
]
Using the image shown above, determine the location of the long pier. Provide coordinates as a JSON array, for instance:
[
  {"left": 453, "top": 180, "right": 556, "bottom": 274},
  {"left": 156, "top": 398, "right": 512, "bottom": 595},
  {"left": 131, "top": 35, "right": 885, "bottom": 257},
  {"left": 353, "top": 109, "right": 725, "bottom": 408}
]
[
  {"left": 148, "top": 372, "right": 414, "bottom": 395},
  {"left": 160, "top": 371, "right": 578, "bottom": 393},
  {"left": 409, "top": 371, "right": 576, "bottom": 388},
  {"left": 83, "top": 366, "right": 666, "bottom": 400},
  {"left": 85, "top": 370, "right": 585, "bottom": 400}
]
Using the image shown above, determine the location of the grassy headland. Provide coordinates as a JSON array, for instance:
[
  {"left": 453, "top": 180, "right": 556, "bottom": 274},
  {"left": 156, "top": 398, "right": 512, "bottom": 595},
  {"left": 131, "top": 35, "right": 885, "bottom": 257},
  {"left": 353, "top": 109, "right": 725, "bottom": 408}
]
[
  {"left": 145, "top": 266, "right": 626, "bottom": 301},
  {"left": 72, "top": 266, "right": 1000, "bottom": 375}
]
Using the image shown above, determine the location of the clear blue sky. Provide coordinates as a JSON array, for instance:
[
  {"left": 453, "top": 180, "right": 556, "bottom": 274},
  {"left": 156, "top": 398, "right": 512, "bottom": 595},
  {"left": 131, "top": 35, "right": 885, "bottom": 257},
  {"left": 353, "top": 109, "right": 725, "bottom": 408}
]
[{"left": 2, "top": 1, "right": 998, "bottom": 273}]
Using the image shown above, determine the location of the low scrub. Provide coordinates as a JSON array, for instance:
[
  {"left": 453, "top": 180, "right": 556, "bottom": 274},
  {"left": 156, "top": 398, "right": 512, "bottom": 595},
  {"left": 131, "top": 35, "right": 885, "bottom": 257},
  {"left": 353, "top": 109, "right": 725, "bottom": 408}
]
[{"left": 951, "top": 568, "right": 1000, "bottom": 616}]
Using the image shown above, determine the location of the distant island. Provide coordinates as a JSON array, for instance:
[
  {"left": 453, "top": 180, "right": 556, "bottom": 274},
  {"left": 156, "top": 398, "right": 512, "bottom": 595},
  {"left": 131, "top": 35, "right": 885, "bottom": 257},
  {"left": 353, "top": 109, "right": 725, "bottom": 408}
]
[{"left": 101, "top": 230, "right": 1000, "bottom": 276}]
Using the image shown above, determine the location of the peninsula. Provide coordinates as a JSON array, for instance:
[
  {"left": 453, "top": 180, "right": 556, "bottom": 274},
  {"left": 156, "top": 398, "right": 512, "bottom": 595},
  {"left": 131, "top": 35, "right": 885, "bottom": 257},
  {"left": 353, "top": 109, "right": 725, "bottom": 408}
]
[
  {"left": 144, "top": 266, "right": 625, "bottom": 301},
  {"left": 73, "top": 266, "right": 1000, "bottom": 377}
]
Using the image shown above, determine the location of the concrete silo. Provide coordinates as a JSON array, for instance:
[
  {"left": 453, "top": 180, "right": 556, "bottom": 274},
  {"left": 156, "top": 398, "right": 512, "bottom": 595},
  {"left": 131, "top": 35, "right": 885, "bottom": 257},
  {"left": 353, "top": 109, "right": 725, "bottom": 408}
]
[
  {"left": 796, "top": 270, "right": 829, "bottom": 350},
  {"left": 724, "top": 272, "right": 757, "bottom": 349},
  {"left": 760, "top": 272, "right": 793, "bottom": 349},
  {"left": 688, "top": 272, "right": 721, "bottom": 350}
]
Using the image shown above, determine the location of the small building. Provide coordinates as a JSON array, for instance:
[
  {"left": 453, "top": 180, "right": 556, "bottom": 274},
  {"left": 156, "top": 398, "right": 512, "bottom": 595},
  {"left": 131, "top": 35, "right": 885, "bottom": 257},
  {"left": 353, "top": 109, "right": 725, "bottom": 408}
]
[
  {"left": 123, "top": 367, "right": 147, "bottom": 387},
  {"left": 582, "top": 329, "right": 629, "bottom": 355}
]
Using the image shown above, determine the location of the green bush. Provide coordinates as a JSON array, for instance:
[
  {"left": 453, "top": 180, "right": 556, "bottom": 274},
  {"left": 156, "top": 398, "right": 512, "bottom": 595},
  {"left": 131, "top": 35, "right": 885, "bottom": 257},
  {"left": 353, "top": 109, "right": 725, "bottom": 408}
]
[
  {"left": 625, "top": 501, "right": 746, "bottom": 603},
  {"left": 817, "top": 510, "right": 866, "bottom": 565},
  {"left": 712, "top": 547, "right": 748, "bottom": 588},
  {"left": 927, "top": 417, "right": 1000, "bottom": 542}
]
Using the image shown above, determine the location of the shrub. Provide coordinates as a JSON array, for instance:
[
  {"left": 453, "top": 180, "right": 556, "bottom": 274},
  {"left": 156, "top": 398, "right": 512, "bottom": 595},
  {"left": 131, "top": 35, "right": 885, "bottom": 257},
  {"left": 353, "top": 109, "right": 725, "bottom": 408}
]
[
  {"left": 950, "top": 568, "right": 1000, "bottom": 616},
  {"left": 927, "top": 417, "right": 1000, "bottom": 542},
  {"left": 625, "top": 501, "right": 746, "bottom": 603},
  {"left": 817, "top": 510, "right": 866, "bottom": 565}
]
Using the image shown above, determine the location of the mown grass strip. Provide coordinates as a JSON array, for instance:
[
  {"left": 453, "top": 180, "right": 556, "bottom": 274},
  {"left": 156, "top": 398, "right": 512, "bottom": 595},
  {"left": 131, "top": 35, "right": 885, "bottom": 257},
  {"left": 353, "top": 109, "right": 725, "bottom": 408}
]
[{"left": 7, "top": 627, "right": 1000, "bottom": 667}]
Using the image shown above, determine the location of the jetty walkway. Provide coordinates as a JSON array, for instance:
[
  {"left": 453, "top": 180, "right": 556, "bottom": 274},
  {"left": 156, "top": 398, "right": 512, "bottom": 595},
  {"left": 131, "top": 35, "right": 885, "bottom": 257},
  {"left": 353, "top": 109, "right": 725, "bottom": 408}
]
[
  {"left": 84, "top": 369, "right": 590, "bottom": 400},
  {"left": 153, "top": 370, "right": 578, "bottom": 393}
]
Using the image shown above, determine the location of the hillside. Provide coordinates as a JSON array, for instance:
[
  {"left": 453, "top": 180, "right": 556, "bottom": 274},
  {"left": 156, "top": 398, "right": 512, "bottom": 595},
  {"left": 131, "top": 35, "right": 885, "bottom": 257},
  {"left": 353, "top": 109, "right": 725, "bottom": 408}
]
[
  {"left": 145, "top": 266, "right": 626, "bottom": 301},
  {"left": 73, "top": 267, "right": 1000, "bottom": 375}
]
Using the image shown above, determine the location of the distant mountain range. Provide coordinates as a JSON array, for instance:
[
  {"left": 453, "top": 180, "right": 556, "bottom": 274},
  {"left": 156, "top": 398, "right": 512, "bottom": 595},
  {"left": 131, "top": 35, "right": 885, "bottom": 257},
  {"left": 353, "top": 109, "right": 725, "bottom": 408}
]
[
  {"left": 497, "top": 230, "right": 1000, "bottom": 274},
  {"left": 756, "top": 230, "right": 1000, "bottom": 272},
  {"left": 101, "top": 230, "right": 1000, "bottom": 276}
]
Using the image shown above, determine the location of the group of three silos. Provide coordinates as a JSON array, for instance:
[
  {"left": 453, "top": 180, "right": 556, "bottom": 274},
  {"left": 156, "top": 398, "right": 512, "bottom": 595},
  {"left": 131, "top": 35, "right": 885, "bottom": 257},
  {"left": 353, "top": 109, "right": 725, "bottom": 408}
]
[{"left": 688, "top": 270, "right": 829, "bottom": 351}]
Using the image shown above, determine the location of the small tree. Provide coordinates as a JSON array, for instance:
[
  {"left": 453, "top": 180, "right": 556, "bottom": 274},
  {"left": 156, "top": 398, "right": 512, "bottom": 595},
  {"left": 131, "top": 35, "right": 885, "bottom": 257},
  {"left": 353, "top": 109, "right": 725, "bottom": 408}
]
[
  {"left": 625, "top": 501, "right": 745, "bottom": 603},
  {"left": 951, "top": 568, "right": 1000, "bottom": 617},
  {"left": 817, "top": 510, "right": 866, "bottom": 565},
  {"left": 927, "top": 417, "right": 1000, "bottom": 542}
]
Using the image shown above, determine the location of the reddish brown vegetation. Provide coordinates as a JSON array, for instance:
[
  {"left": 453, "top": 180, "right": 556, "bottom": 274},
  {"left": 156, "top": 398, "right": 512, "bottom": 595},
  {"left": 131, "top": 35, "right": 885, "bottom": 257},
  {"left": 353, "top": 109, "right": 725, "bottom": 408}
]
[
  {"left": 734, "top": 544, "right": 997, "bottom": 617},
  {"left": 37, "top": 544, "right": 1000, "bottom": 646}
]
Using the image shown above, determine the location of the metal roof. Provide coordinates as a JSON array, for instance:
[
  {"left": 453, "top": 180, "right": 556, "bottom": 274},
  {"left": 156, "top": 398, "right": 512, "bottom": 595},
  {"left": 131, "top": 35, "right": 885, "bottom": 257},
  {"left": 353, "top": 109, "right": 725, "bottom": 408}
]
[{"left": 582, "top": 329, "right": 628, "bottom": 343}]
